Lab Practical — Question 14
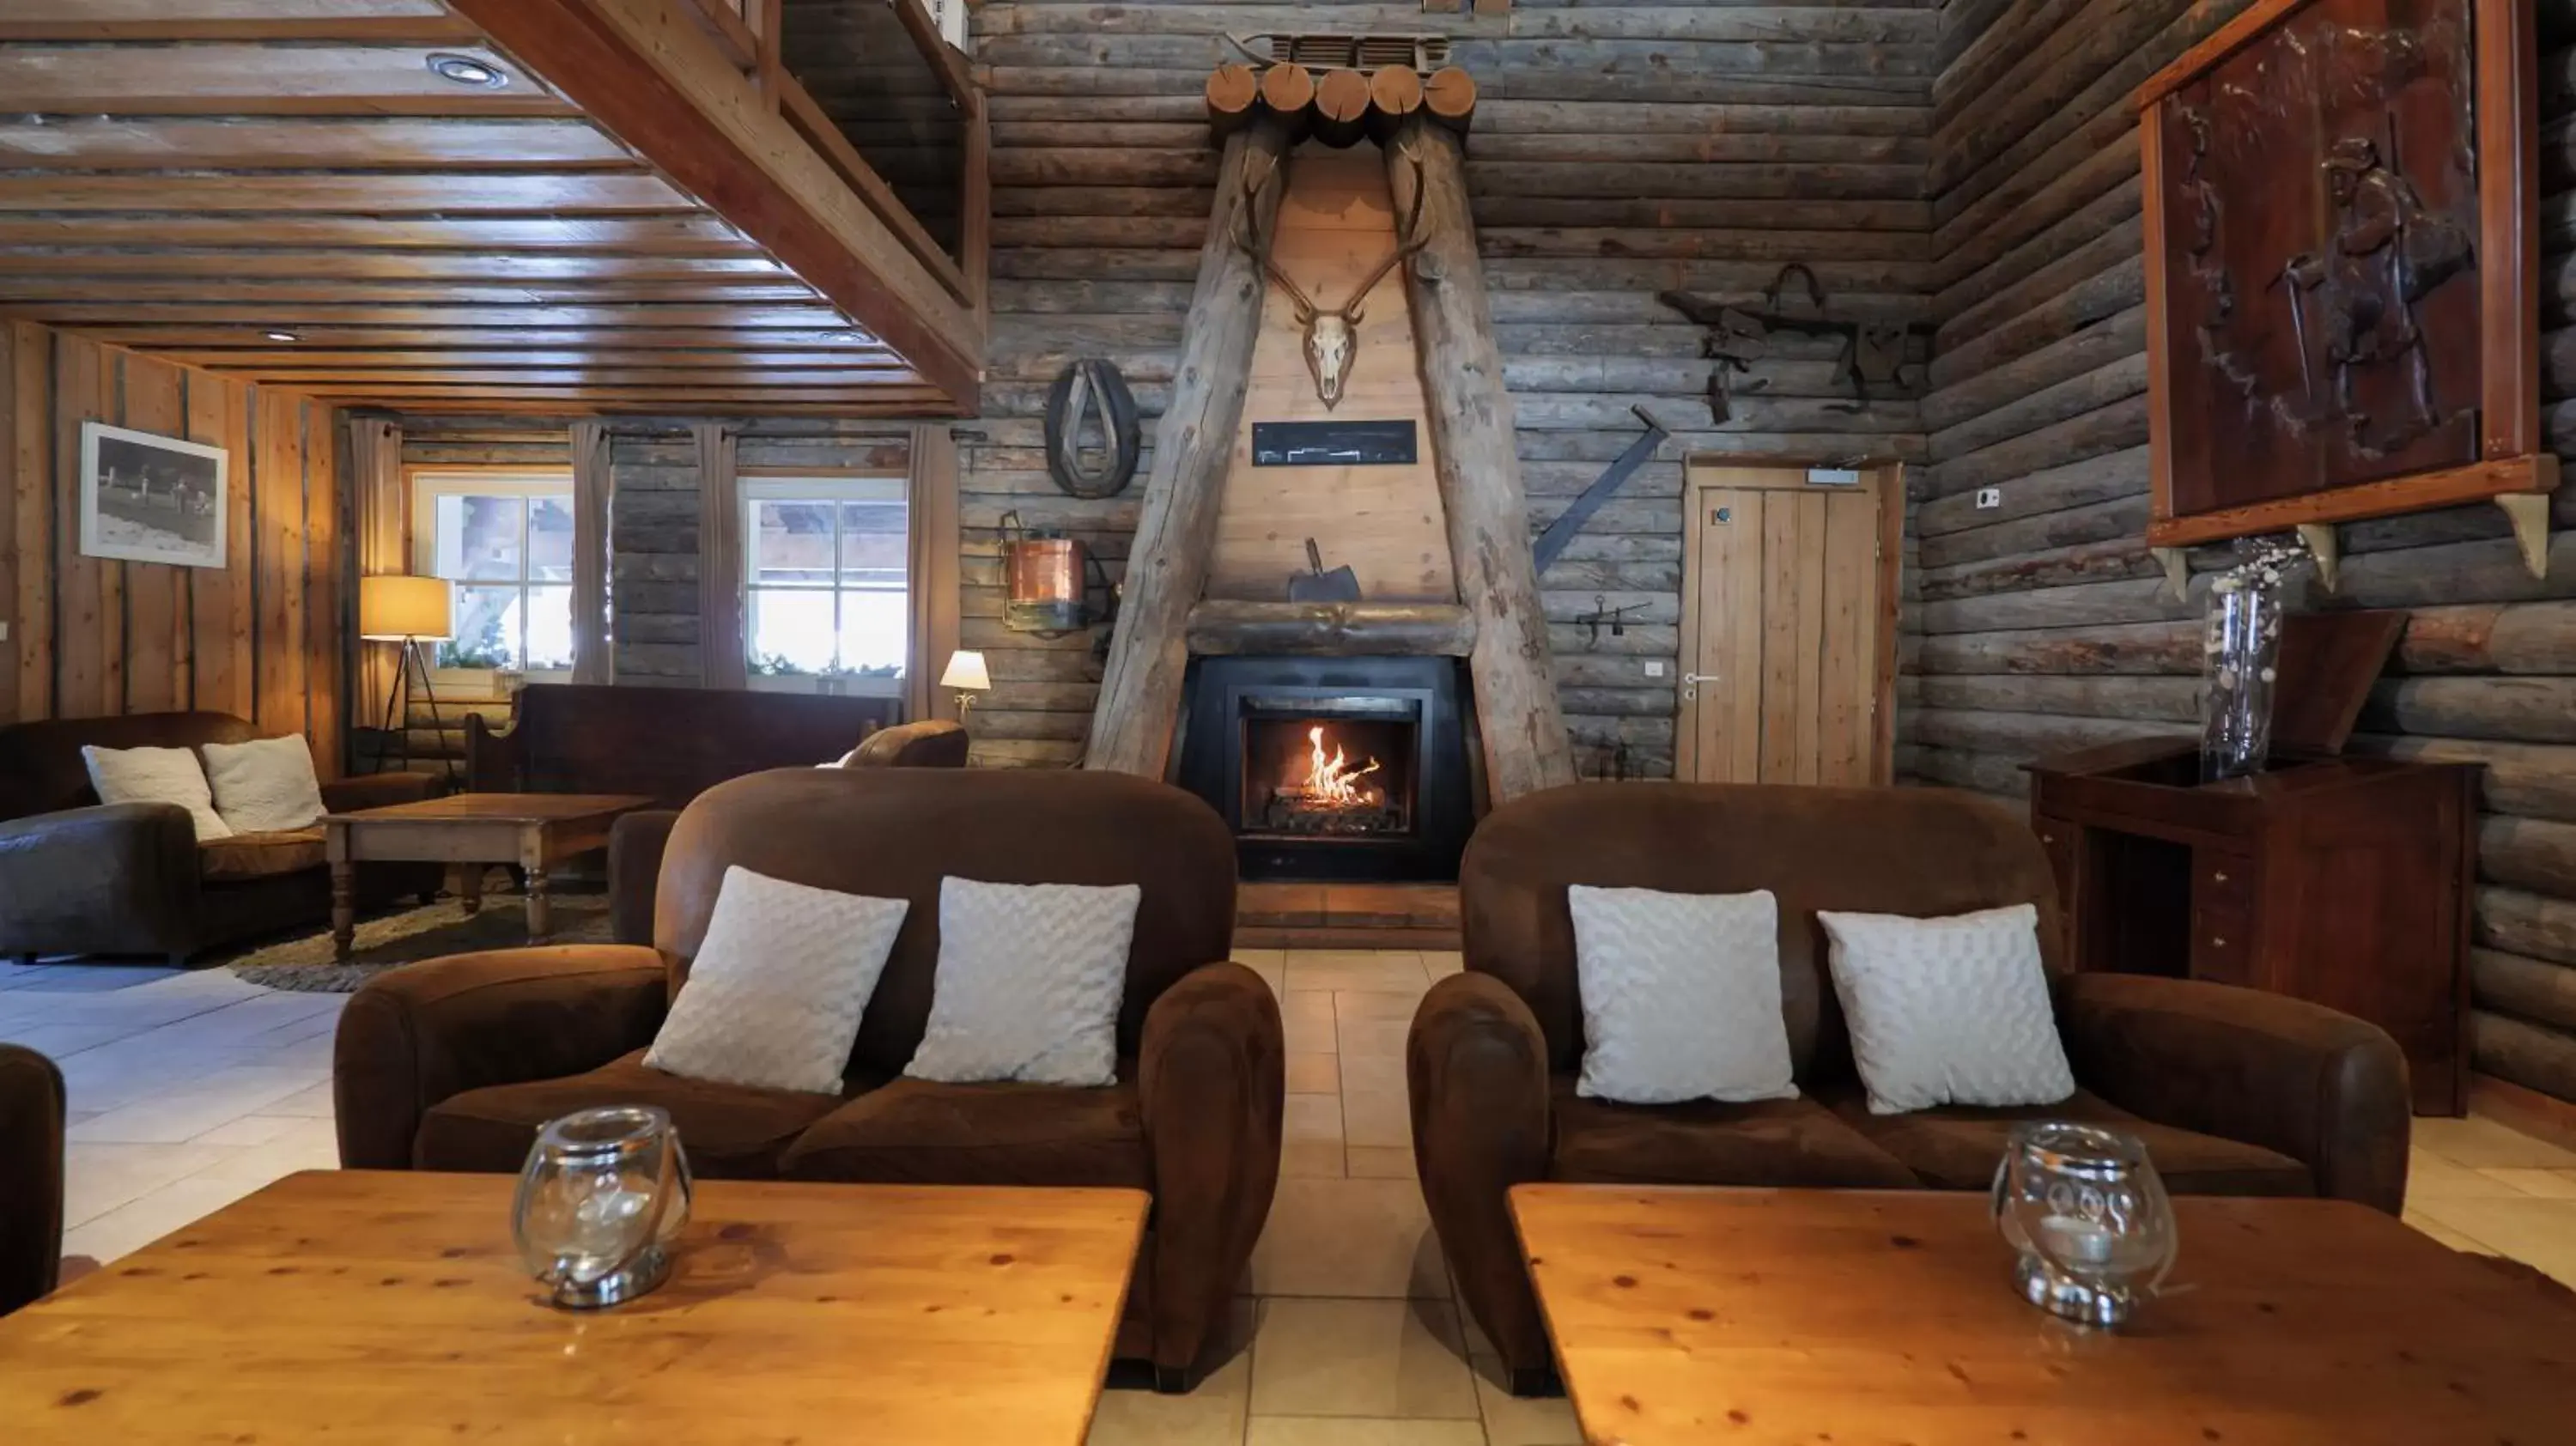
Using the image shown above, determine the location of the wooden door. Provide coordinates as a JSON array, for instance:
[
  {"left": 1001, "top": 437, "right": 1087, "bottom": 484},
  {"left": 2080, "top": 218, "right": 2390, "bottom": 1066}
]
[{"left": 1676, "top": 463, "right": 1899, "bottom": 785}]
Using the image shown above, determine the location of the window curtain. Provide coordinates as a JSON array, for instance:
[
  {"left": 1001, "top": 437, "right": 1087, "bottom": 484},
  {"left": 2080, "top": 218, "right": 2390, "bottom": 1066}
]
[
  {"left": 696, "top": 422, "right": 747, "bottom": 690},
  {"left": 569, "top": 420, "right": 613, "bottom": 685},
  {"left": 906, "top": 423, "right": 962, "bottom": 723},
  {"left": 349, "top": 416, "right": 404, "bottom": 747}
]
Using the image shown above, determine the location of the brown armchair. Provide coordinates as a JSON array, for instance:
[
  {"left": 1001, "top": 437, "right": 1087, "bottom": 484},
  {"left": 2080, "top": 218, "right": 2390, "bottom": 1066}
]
[
  {"left": 0, "top": 713, "right": 439, "bottom": 965},
  {"left": 338, "top": 767, "right": 1280, "bottom": 1388},
  {"left": 605, "top": 720, "right": 970, "bottom": 945},
  {"left": 1413, "top": 783, "right": 2412, "bottom": 1391},
  {"left": 0, "top": 1044, "right": 64, "bottom": 1315}
]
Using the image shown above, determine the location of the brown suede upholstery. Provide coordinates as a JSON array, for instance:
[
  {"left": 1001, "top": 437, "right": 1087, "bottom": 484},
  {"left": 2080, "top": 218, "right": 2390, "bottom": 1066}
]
[
  {"left": 0, "top": 1044, "right": 64, "bottom": 1316},
  {"left": 605, "top": 719, "right": 969, "bottom": 946},
  {"left": 0, "top": 713, "right": 440, "bottom": 964},
  {"left": 1414, "top": 782, "right": 2417, "bottom": 1389},
  {"left": 337, "top": 768, "right": 1279, "bottom": 1382},
  {"left": 198, "top": 828, "right": 328, "bottom": 882}
]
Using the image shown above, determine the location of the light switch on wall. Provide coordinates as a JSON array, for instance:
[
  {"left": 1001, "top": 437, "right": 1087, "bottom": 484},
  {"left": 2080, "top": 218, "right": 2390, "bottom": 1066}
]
[{"left": 1643, "top": 659, "right": 1667, "bottom": 677}]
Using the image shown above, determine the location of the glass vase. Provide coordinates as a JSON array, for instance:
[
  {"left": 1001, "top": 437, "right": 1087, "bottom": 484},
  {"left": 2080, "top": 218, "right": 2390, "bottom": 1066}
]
[
  {"left": 1990, "top": 1121, "right": 2177, "bottom": 1328},
  {"left": 513, "top": 1105, "right": 693, "bottom": 1309},
  {"left": 2199, "top": 568, "right": 2287, "bottom": 783}
]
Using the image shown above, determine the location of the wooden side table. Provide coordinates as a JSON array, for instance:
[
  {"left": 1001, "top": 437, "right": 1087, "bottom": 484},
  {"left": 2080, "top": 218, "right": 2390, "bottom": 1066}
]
[{"left": 322, "top": 793, "right": 653, "bottom": 960}]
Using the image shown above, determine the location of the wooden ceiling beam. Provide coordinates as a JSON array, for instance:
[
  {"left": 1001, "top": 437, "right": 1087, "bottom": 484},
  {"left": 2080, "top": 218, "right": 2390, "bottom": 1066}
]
[
  {"left": 0, "top": 173, "right": 690, "bottom": 214},
  {"left": 447, "top": 0, "right": 981, "bottom": 408},
  {"left": 0, "top": 250, "right": 789, "bottom": 282},
  {"left": 222, "top": 366, "right": 927, "bottom": 386},
  {"left": 0, "top": 216, "right": 766, "bottom": 255},
  {"left": 289, "top": 383, "right": 951, "bottom": 403},
  {"left": 0, "top": 2, "right": 474, "bottom": 42},
  {"left": 90, "top": 326, "right": 884, "bottom": 349},
  {"left": 0, "top": 44, "right": 573, "bottom": 116},
  {"left": 0, "top": 117, "right": 639, "bottom": 170},
  {"left": 0, "top": 280, "right": 824, "bottom": 306},
  {"left": 173, "top": 349, "right": 908, "bottom": 370},
  {"left": 17, "top": 303, "right": 854, "bottom": 327}
]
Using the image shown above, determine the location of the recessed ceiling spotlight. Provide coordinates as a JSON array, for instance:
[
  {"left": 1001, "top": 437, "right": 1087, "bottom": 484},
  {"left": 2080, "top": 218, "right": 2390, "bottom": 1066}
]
[
  {"left": 264, "top": 330, "right": 301, "bottom": 343},
  {"left": 426, "top": 52, "right": 508, "bottom": 88}
]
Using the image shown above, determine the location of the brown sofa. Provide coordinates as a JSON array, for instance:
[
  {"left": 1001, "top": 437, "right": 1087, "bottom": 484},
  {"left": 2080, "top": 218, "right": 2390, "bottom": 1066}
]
[
  {"left": 0, "top": 1044, "right": 64, "bottom": 1316},
  {"left": 1413, "top": 782, "right": 2414, "bottom": 1391},
  {"left": 606, "top": 719, "right": 971, "bottom": 945},
  {"left": 465, "top": 683, "right": 905, "bottom": 806},
  {"left": 337, "top": 766, "right": 1281, "bottom": 1387},
  {"left": 0, "top": 714, "right": 440, "bottom": 965}
]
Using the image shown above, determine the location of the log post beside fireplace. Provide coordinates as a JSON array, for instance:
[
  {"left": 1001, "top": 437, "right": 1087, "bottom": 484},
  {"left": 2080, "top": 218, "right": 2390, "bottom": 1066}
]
[
  {"left": 1385, "top": 117, "right": 1576, "bottom": 801},
  {"left": 1084, "top": 115, "right": 1294, "bottom": 779}
]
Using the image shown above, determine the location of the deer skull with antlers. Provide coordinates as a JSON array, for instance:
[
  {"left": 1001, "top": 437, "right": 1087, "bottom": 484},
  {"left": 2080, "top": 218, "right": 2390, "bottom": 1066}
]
[{"left": 1234, "top": 151, "right": 1428, "bottom": 410}]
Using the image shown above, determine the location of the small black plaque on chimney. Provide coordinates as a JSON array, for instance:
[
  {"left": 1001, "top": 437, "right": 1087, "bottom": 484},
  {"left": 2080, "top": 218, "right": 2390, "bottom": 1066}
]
[{"left": 1251, "top": 420, "right": 1418, "bottom": 467}]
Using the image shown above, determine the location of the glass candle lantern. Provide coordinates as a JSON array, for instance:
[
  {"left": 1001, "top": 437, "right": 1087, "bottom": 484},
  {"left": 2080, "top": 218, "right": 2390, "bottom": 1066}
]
[
  {"left": 513, "top": 1105, "right": 693, "bottom": 1309},
  {"left": 1990, "top": 1121, "right": 2177, "bottom": 1328}
]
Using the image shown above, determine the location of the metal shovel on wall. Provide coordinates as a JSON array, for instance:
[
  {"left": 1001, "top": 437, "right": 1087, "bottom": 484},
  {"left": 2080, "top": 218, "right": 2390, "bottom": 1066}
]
[{"left": 1287, "top": 538, "right": 1362, "bottom": 603}]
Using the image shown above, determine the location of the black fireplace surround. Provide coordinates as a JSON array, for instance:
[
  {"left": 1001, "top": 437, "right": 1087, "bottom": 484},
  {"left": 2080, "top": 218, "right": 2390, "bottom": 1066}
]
[{"left": 1175, "top": 654, "right": 1475, "bottom": 883}]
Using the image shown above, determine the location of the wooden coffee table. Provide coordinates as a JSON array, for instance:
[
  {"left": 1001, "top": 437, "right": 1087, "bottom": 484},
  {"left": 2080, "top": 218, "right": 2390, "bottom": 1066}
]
[
  {"left": 323, "top": 792, "right": 653, "bottom": 959},
  {"left": 0, "top": 1170, "right": 1147, "bottom": 1443},
  {"left": 1510, "top": 1185, "right": 2576, "bottom": 1444}
]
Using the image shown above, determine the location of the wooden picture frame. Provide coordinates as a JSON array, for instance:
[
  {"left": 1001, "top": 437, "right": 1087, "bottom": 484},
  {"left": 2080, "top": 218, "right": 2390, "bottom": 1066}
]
[
  {"left": 78, "top": 420, "right": 228, "bottom": 570},
  {"left": 2132, "top": 0, "right": 2553, "bottom": 574}
]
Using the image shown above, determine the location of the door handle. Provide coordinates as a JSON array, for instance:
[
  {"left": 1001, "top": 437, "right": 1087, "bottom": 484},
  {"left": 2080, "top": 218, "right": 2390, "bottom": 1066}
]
[{"left": 1680, "top": 671, "right": 1717, "bottom": 701}]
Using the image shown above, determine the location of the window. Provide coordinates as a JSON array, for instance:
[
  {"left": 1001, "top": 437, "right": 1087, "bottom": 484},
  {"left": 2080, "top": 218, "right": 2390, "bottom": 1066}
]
[
  {"left": 744, "top": 476, "right": 908, "bottom": 695},
  {"left": 410, "top": 472, "right": 575, "bottom": 679}
]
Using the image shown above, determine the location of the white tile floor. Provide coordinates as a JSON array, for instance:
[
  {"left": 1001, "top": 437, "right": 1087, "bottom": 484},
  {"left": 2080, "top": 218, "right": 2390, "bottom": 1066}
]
[{"left": 6, "top": 948, "right": 2574, "bottom": 1446}]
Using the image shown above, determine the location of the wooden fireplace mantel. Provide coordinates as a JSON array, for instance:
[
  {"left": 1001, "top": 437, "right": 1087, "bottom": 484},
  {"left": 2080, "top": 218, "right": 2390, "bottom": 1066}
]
[{"left": 1186, "top": 601, "right": 1478, "bottom": 658}]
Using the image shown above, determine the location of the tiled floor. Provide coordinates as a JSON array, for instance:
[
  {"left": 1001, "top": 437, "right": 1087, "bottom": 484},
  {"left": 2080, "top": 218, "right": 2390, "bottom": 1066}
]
[{"left": 7, "top": 949, "right": 2575, "bottom": 1446}]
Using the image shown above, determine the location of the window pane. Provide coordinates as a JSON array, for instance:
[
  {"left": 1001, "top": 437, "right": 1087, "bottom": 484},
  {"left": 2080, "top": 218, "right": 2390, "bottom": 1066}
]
[
  {"left": 749, "top": 589, "right": 837, "bottom": 673},
  {"left": 522, "top": 584, "right": 574, "bottom": 671},
  {"left": 839, "top": 588, "right": 908, "bottom": 675},
  {"left": 750, "top": 501, "right": 835, "bottom": 585},
  {"left": 840, "top": 501, "right": 909, "bottom": 586},
  {"left": 529, "top": 496, "right": 575, "bottom": 582},
  {"left": 434, "top": 495, "right": 525, "bottom": 581},
  {"left": 440, "top": 585, "right": 522, "bottom": 668}
]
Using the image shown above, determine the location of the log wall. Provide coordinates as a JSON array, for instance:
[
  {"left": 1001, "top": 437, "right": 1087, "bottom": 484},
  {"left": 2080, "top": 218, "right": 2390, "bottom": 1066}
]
[
  {"left": 959, "top": 0, "right": 1940, "bottom": 773},
  {"left": 1908, "top": 0, "right": 2576, "bottom": 1106},
  {"left": 3, "top": 319, "right": 350, "bottom": 776}
]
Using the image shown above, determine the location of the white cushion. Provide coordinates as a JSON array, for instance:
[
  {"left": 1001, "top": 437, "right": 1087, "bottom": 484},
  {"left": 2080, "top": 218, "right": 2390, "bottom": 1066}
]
[
  {"left": 643, "top": 866, "right": 909, "bottom": 1095},
  {"left": 81, "top": 744, "right": 232, "bottom": 844},
  {"left": 1819, "top": 903, "right": 2075, "bottom": 1115},
  {"left": 903, "top": 877, "right": 1139, "bottom": 1087},
  {"left": 1568, "top": 884, "right": 1798, "bottom": 1105},
  {"left": 202, "top": 736, "right": 327, "bottom": 835}
]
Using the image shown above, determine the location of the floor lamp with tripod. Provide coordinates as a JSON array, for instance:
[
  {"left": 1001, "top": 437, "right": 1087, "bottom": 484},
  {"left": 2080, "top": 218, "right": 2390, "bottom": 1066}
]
[{"left": 361, "top": 574, "right": 456, "bottom": 781}]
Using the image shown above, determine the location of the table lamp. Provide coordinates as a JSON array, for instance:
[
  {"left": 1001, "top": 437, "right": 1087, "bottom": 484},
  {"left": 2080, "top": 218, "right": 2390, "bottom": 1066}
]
[
  {"left": 361, "top": 574, "right": 455, "bottom": 776},
  {"left": 939, "top": 649, "right": 991, "bottom": 722}
]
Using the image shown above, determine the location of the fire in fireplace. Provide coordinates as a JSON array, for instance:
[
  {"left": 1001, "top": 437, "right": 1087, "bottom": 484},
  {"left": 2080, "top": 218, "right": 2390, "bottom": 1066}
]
[
  {"left": 1251, "top": 720, "right": 1413, "bottom": 838},
  {"left": 1176, "top": 654, "right": 1474, "bottom": 883}
]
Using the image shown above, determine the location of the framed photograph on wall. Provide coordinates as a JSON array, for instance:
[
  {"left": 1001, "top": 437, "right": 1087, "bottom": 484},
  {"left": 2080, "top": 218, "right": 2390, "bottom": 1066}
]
[{"left": 79, "top": 420, "right": 228, "bottom": 569}]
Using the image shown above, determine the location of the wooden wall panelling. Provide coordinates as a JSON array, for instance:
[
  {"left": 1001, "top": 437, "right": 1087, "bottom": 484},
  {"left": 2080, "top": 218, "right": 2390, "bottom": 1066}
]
[
  {"left": 52, "top": 335, "right": 105, "bottom": 719},
  {"left": 192, "top": 373, "right": 251, "bottom": 721},
  {"left": 0, "top": 324, "right": 20, "bottom": 723},
  {"left": 963, "top": 0, "right": 1939, "bottom": 775},
  {"left": 1208, "top": 148, "right": 1450, "bottom": 604},
  {"left": 118, "top": 353, "right": 185, "bottom": 714},
  {"left": 1911, "top": 0, "right": 2576, "bottom": 1109},
  {"left": 257, "top": 387, "right": 304, "bottom": 743}
]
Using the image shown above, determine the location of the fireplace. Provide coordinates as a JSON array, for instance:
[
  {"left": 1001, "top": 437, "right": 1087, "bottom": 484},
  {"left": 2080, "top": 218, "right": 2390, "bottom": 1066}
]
[{"left": 1176, "top": 654, "right": 1475, "bottom": 883}]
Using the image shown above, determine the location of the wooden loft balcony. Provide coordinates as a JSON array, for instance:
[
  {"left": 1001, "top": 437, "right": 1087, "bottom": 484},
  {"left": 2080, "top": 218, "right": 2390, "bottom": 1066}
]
[{"left": 0, "top": 0, "right": 986, "bottom": 416}]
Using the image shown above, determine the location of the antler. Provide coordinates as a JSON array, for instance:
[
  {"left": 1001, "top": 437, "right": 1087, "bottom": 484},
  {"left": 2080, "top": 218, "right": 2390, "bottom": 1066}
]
[
  {"left": 1340, "top": 146, "right": 1431, "bottom": 324},
  {"left": 1230, "top": 161, "right": 1319, "bottom": 324}
]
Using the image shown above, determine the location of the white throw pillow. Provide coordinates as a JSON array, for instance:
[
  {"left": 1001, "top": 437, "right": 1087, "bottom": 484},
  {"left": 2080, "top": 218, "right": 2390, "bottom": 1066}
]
[
  {"left": 1568, "top": 884, "right": 1798, "bottom": 1105},
  {"left": 903, "top": 877, "right": 1140, "bottom": 1088},
  {"left": 81, "top": 744, "right": 233, "bottom": 844},
  {"left": 202, "top": 736, "right": 328, "bottom": 835},
  {"left": 1819, "top": 903, "right": 2076, "bottom": 1115},
  {"left": 644, "top": 866, "right": 910, "bottom": 1095}
]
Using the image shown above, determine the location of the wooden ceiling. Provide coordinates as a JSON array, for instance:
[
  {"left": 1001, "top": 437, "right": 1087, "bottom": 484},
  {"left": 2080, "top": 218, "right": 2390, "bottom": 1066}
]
[{"left": 0, "top": 0, "right": 983, "bottom": 416}]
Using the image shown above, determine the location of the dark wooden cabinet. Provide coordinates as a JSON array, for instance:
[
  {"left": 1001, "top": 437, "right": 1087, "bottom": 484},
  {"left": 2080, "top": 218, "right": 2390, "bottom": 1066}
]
[{"left": 2026, "top": 614, "right": 2476, "bottom": 1115}]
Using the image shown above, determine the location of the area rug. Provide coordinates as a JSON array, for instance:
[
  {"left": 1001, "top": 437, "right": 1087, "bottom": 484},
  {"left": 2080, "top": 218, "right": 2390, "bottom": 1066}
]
[{"left": 223, "top": 890, "right": 613, "bottom": 993}]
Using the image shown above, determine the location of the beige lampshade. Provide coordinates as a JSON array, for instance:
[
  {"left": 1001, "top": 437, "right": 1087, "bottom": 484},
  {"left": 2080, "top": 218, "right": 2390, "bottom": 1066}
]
[
  {"left": 938, "top": 649, "right": 992, "bottom": 692},
  {"left": 360, "top": 574, "right": 453, "bottom": 641}
]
